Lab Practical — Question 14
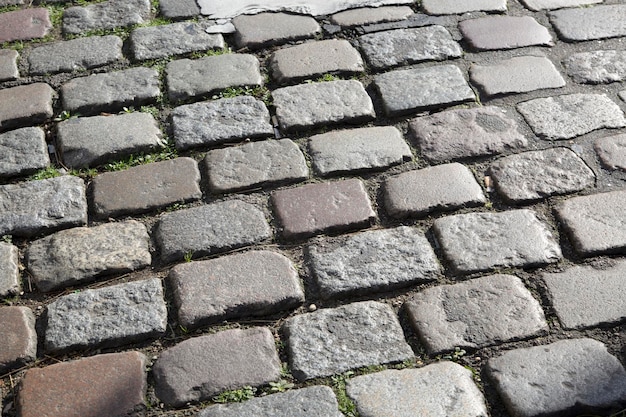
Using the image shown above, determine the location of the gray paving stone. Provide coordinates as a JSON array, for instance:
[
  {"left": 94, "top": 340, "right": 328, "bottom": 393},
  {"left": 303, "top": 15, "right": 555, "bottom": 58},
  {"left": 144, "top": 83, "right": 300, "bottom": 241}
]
[
  {"left": 422, "top": 0, "right": 506, "bottom": 14},
  {"left": 284, "top": 301, "right": 414, "bottom": 380},
  {"left": 517, "top": 93, "right": 626, "bottom": 140},
  {"left": 307, "top": 226, "right": 440, "bottom": 299},
  {"left": 358, "top": 26, "right": 461, "bottom": 70},
  {"left": 374, "top": 65, "right": 475, "bottom": 116},
  {"left": 347, "top": 362, "right": 489, "bottom": 417},
  {"left": 487, "top": 338, "right": 626, "bottom": 417},
  {"left": 489, "top": 147, "right": 595, "bottom": 203},
  {"left": 520, "top": 0, "right": 601, "bottom": 10},
  {"left": 406, "top": 274, "right": 547, "bottom": 354},
  {"left": 620, "top": 91, "right": 626, "bottom": 102},
  {"left": 273, "top": 80, "right": 375, "bottom": 131},
  {"left": 0, "top": 243, "right": 19, "bottom": 297},
  {"left": 330, "top": 6, "right": 413, "bottom": 26},
  {"left": 0, "top": 8, "right": 52, "bottom": 43},
  {"left": 0, "top": 83, "right": 54, "bottom": 132},
  {"left": 0, "top": 127, "right": 50, "bottom": 178},
  {"left": 156, "top": 200, "right": 272, "bottom": 264},
  {"left": 204, "top": 139, "right": 308, "bottom": 193},
  {"left": 0, "top": 176, "right": 87, "bottom": 238},
  {"left": 460, "top": 16, "right": 553, "bottom": 51},
  {"left": 565, "top": 50, "right": 626, "bottom": 84},
  {"left": 45, "top": 278, "right": 166, "bottom": 352},
  {"left": 359, "top": 13, "right": 456, "bottom": 33},
  {"left": 153, "top": 327, "right": 281, "bottom": 406},
  {"left": 0, "top": 307, "right": 37, "bottom": 373},
  {"left": 595, "top": 133, "right": 626, "bottom": 171},
  {"left": 0, "top": 49, "right": 19, "bottom": 82},
  {"left": 27, "top": 220, "right": 152, "bottom": 292},
  {"left": 159, "top": 0, "right": 200, "bottom": 19},
  {"left": 434, "top": 210, "right": 562, "bottom": 274},
  {"left": 28, "top": 35, "right": 123, "bottom": 75},
  {"left": 0, "top": 0, "right": 22, "bottom": 5},
  {"left": 166, "top": 54, "right": 262, "bottom": 102},
  {"left": 232, "top": 12, "right": 320, "bottom": 49},
  {"left": 170, "top": 250, "right": 304, "bottom": 327},
  {"left": 550, "top": 5, "right": 626, "bottom": 41},
  {"left": 384, "top": 163, "right": 486, "bottom": 218},
  {"left": 63, "top": 0, "right": 151, "bottom": 35},
  {"left": 57, "top": 112, "right": 163, "bottom": 168}
]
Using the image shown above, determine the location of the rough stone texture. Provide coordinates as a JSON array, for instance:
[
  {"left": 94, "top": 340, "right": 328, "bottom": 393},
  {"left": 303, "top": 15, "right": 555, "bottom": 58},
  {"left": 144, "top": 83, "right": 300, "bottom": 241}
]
[
  {"left": 460, "top": 16, "right": 553, "bottom": 50},
  {"left": 170, "top": 250, "right": 304, "bottom": 327},
  {"left": 347, "top": 363, "right": 489, "bottom": 417},
  {"left": 284, "top": 301, "right": 414, "bottom": 380},
  {"left": 130, "top": 22, "right": 224, "bottom": 61},
  {"left": 406, "top": 274, "right": 547, "bottom": 354},
  {"left": 0, "top": 176, "right": 87, "bottom": 238},
  {"left": 0, "top": 307, "right": 37, "bottom": 373},
  {"left": 620, "top": 91, "right": 626, "bottom": 102},
  {"left": 422, "top": 0, "right": 507, "bottom": 14},
  {"left": 232, "top": 12, "right": 321, "bottom": 49},
  {"left": 489, "top": 147, "right": 595, "bottom": 203},
  {"left": 434, "top": 210, "right": 562, "bottom": 274},
  {"left": 0, "top": 0, "right": 22, "bottom": 5},
  {"left": 91, "top": 157, "right": 202, "bottom": 218},
  {"left": 45, "top": 278, "right": 166, "bottom": 352},
  {"left": 565, "top": 50, "right": 626, "bottom": 84},
  {"left": 57, "top": 112, "right": 163, "bottom": 168},
  {"left": 166, "top": 54, "right": 262, "bottom": 102},
  {"left": 0, "top": 8, "right": 52, "bottom": 43},
  {"left": 331, "top": 6, "right": 413, "bottom": 26},
  {"left": 0, "top": 127, "right": 50, "bottom": 178},
  {"left": 595, "top": 133, "right": 626, "bottom": 171},
  {"left": 0, "top": 243, "right": 19, "bottom": 297},
  {"left": 204, "top": 139, "right": 308, "bottom": 192},
  {"left": 521, "top": 0, "right": 601, "bottom": 10},
  {"left": 358, "top": 26, "right": 461, "bottom": 70},
  {"left": 0, "top": 83, "right": 54, "bottom": 132},
  {"left": 410, "top": 106, "right": 527, "bottom": 163},
  {"left": 374, "top": 65, "right": 475, "bottom": 116},
  {"left": 61, "top": 67, "right": 160, "bottom": 115},
  {"left": 307, "top": 226, "right": 440, "bottom": 299},
  {"left": 63, "top": 0, "right": 151, "bottom": 35},
  {"left": 272, "top": 179, "right": 376, "bottom": 240},
  {"left": 156, "top": 200, "right": 272, "bottom": 264},
  {"left": 28, "top": 35, "right": 123, "bottom": 75},
  {"left": 487, "top": 339, "right": 626, "bottom": 417},
  {"left": 273, "top": 80, "right": 375, "bottom": 131},
  {"left": 159, "top": 0, "right": 199, "bottom": 18},
  {"left": 18, "top": 351, "right": 147, "bottom": 417},
  {"left": 550, "top": 5, "right": 626, "bottom": 41},
  {"left": 153, "top": 328, "right": 281, "bottom": 406},
  {"left": 384, "top": 163, "right": 486, "bottom": 218},
  {"left": 0, "top": 49, "right": 19, "bottom": 82},
  {"left": 517, "top": 93, "right": 626, "bottom": 140}
]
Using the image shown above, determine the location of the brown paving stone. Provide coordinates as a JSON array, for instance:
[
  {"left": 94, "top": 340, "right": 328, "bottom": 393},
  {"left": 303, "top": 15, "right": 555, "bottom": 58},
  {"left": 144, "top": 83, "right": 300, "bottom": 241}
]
[
  {"left": 0, "top": 8, "right": 52, "bottom": 43},
  {"left": 0, "top": 83, "right": 54, "bottom": 132},
  {"left": 0, "top": 307, "right": 37, "bottom": 374},
  {"left": 460, "top": 16, "right": 553, "bottom": 50}
]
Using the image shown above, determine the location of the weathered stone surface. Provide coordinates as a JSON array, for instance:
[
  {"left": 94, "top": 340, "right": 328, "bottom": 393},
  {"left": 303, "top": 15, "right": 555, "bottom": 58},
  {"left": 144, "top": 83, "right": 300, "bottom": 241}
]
[
  {"left": 517, "top": 94, "right": 626, "bottom": 140},
  {"left": 347, "top": 362, "right": 489, "bottom": 417},
  {"left": 0, "top": 49, "right": 19, "bottom": 81},
  {"left": 422, "top": 0, "right": 506, "bottom": 14},
  {"left": 18, "top": 351, "right": 147, "bottom": 417},
  {"left": 0, "top": 83, "right": 54, "bottom": 132},
  {"left": 0, "top": 8, "right": 51, "bottom": 43},
  {"left": 620, "top": 91, "right": 626, "bottom": 102},
  {"left": 307, "top": 226, "right": 440, "bottom": 299},
  {"left": 384, "top": 163, "right": 486, "bottom": 218},
  {"left": 153, "top": 328, "right": 281, "bottom": 406},
  {"left": 63, "top": 0, "right": 151, "bottom": 35},
  {"left": 0, "top": 176, "right": 87, "bottom": 237},
  {"left": 434, "top": 210, "right": 562, "bottom": 274},
  {"left": 232, "top": 12, "right": 321, "bottom": 49},
  {"left": 0, "top": 0, "right": 22, "bottom": 5},
  {"left": 358, "top": 26, "right": 461, "bottom": 70},
  {"left": 565, "top": 50, "right": 626, "bottom": 84},
  {"left": 406, "top": 274, "right": 547, "bottom": 354},
  {"left": 460, "top": 16, "right": 553, "bottom": 50},
  {"left": 331, "top": 6, "right": 413, "bottom": 26},
  {"left": 57, "top": 112, "right": 163, "bottom": 168},
  {"left": 159, "top": 0, "right": 200, "bottom": 18},
  {"left": 0, "top": 307, "right": 37, "bottom": 373},
  {"left": 550, "top": 5, "right": 626, "bottom": 41},
  {"left": 0, "top": 243, "right": 19, "bottom": 297},
  {"left": 61, "top": 67, "right": 160, "bottom": 115},
  {"left": 284, "top": 301, "right": 413, "bottom": 380},
  {"left": 156, "top": 200, "right": 272, "bottom": 264},
  {"left": 487, "top": 339, "right": 626, "bottom": 417},
  {"left": 374, "top": 65, "right": 475, "bottom": 116},
  {"left": 521, "top": 0, "right": 601, "bottom": 10},
  {"left": 489, "top": 147, "right": 595, "bottom": 203},
  {"left": 273, "top": 80, "right": 375, "bottom": 131},
  {"left": 595, "top": 133, "right": 626, "bottom": 171},
  {"left": 0, "top": 127, "right": 50, "bottom": 178},
  {"left": 45, "top": 278, "right": 166, "bottom": 352}
]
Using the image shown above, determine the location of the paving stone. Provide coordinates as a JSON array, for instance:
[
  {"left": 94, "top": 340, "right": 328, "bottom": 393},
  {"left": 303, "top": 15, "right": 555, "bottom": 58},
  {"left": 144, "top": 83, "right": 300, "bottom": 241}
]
[
  {"left": 460, "top": 16, "right": 553, "bottom": 51},
  {"left": 0, "top": 127, "right": 50, "bottom": 178},
  {"left": 374, "top": 65, "right": 475, "bottom": 116},
  {"left": 204, "top": 139, "right": 308, "bottom": 193},
  {"left": 44, "top": 278, "right": 166, "bottom": 352},
  {"left": 307, "top": 226, "right": 440, "bottom": 299},
  {"left": 0, "top": 83, "right": 54, "bottom": 132},
  {"left": 331, "top": 6, "right": 413, "bottom": 26},
  {"left": 595, "top": 133, "right": 626, "bottom": 171},
  {"left": 359, "top": 13, "right": 456, "bottom": 33},
  {"left": 551, "top": 5, "right": 626, "bottom": 41},
  {"left": 18, "top": 351, "right": 147, "bottom": 417},
  {"left": 284, "top": 301, "right": 413, "bottom": 380},
  {"left": 0, "top": 176, "right": 87, "bottom": 238},
  {"left": 620, "top": 91, "right": 626, "bottom": 102},
  {"left": 232, "top": 12, "right": 321, "bottom": 49},
  {"left": 28, "top": 35, "right": 123, "bottom": 75},
  {"left": 0, "top": 0, "right": 22, "bottom": 5},
  {"left": 347, "top": 362, "right": 488, "bottom": 417},
  {"left": 57, "top": 112, "right": 163, "bottom": 168},
  {"left": 384, "top": 163, "right": 486, "bottom": 218},
  {"left": 358, "top": 26, "right": 462, "bottom": 70},
  {"left": 406, "top": 274, "right": 547, "bottom": 354},
  {"left": 0, "top": 8, "right": 52, "bottom": 43},
  {"left": 153, "top": 327, "right": 281, "bottom": 406},
  {"left": 565, "top": 50, "right": 626, "bottom": 84},
  {"left": 166, "top": 54, "right": 262, "bottom": 102},
  {"left": 489, "top": 147, "right": 595, "bottom": 203},
  {"left": 517, "top": 93, "right": 626, "bottom": 140},
  {"left": 433, "top": 209, "right": 562, "bottom": 274},
  {"left": 0, "top": 307, "right": 37, "bottom": 373},
  {"left": 470, "top": 55, "right": 565, "bottom": 98},
  {"left": 63, "top": 0, "right": 151, "bottom": 35},
  {"left": 486, "top": 338, "right": 626, "bottom": 417},
  {"left": 422, "top": 0, "right": 507, "bottom": 14},
  {"left": 159, "top": 0, "right": 200, "bottom": 19},
  {"left": 272, "top": 179, "right": 375, "bottom": 240},
  {"left": 61, "top": 67, "right": 160, "bottom": 115},
  {"left": 0, "top": 49, "right": 19, "bottom": 81},
  {"left": 273, "top": 80, "right": 375, "bottom": 131},
  {"left": 521, "top": 0, "right": 601, "bottom": 10},
  {"left": 0, "top": 243, "right": 19, "bottom": 297},
  {"left": 156, "top": 200, "right": 272, "bottom": 264}
]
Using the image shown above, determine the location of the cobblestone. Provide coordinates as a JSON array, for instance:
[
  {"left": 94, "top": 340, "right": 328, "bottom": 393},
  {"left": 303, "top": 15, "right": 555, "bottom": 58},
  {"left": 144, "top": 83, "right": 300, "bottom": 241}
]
[
  {"left": 0, "top": 243, "right": 19, "bottom": 297},
  {"left": 0, "top": 307, "right": 37, "bottom": 373},
  {"left": 62, "top": 0, "right": 151, "bottom": 35},
  {"left": 0, "top": 127, "right": 49, "bottom": 178},
  {"left": 595, "top": 133, "right": 626, "bottom": 171},
  {"left": 460, "top": 16, "right": 553, "bottom": 50},
  {"left": 565, "top": 50, "right": 626, "bottom": 84},
  {"left": 0, "top": 8, "right": 52, "bottom": 43},
  {"left": 159, "top": 0, "right": 199, "bottom": 18},
  {"left": 0, "top": 49, "right": 19, "bottom": 81},
  {"left": 520, "top": 0, "right": 601, "bottom": 10},
  {"left": 232, "top": 12, "right": 321, "bottom": 49},
  {"left": 550, "top": 5, "right": 626, "bottom": 41},
  {"left": 422, "top": 0, "right": 506, "bottom": 14},
  {"left": 0, "top": 83, "right": 54, "bottom": 131},
  {"left": 330, "top": 6, "right": 413, "bottom": 26}
]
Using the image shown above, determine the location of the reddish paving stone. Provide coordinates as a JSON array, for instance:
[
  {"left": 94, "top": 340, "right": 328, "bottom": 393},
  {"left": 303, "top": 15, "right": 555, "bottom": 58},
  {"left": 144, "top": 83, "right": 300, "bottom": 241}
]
[
  {"left": 0, "top": 8, "right": 52, "bottom": 43},
  {"left": 0, "top": 307, "right": 37, "bottom": 373},
  {"left": 18, "top": 351, "right": 147, "bottom": 417},
  {"left": 0, "top": 83, "right": 54, "bottom": 132},
  {"left": 0, "top": 49, "right": 19, "bottom": 82},
  {"left": 460, "top": 16, "right": 553, "bottom": 51}
]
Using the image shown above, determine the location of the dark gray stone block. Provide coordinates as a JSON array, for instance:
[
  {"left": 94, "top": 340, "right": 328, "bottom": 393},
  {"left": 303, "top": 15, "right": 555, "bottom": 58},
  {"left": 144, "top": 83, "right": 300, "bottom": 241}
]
[
  {"left": 159, "top": 0, "right": 200, "bottom": 19},
  {"left": 0, "top": 127, "right": 50, "bottom": 178},
  {"left": 232, "top": 12, "right": 321, "bottom": 49},
  {"left": 63, "top": 0, "right": 151, "bottom": 35}
]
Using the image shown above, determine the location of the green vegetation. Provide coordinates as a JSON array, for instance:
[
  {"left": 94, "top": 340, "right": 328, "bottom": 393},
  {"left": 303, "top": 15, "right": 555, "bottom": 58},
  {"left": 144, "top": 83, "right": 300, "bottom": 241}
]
[
  {"left": 331, "top": 371, "right": 359, "bottom": 417},
  {"left": 28, "top": 166, "right": 61, "bottom": 181},
  {"left": 212, "top": 386, "right": 256, "bottom": 403}
]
